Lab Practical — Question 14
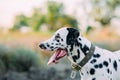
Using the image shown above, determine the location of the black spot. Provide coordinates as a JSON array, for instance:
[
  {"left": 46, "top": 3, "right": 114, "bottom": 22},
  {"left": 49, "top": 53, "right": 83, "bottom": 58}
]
[
  {"left": 92, "top": 78, "right": 96, "bottom": 80},
  {"left": 61, "top": 38, "right": 63, "bottom": 41},
  {"left": 72, "top": 50, "right": 80, "bottom": 62},
  {"left": 77, "top": 49, "right": 80, "bottom": 58},
  {"left": 56, "top": 40, "right": 60, "bottom": 42},
  {"left": 90, "top": 59, "right": 97, "bottom": 64},
  {"left": 81, "top": 72, "right": 84, "bottom": 75},
  {"left": 50, "top": 46, "right": 54, "bottom": 49},
  {"left": 59, "top": 43, "right": 61, "bottom": 45},
  {"left": 79, "top": 43, "right": 82, "bottom": 47},
  {"left": 55, "top": 34, "right": 60, "bottom": 40},
  {"left": 94, "top": 64, "right": 99, "bottom": 69},
  {"left": 113, "top": 60, "right": 117, "bottom": 71},
  {"left": 80, "top": 45, "right": 89, "bottom": 55},
  {"left": 107, "top": 68, "right": 110, "bottom": 73},
  {"left": 69, "top": 44, "right": 74, "bottom": 52},
  {"left": 103, "top": 61, "right": 109, "bottom": 67},
  {"left": 93, "top": 54, "right": 100, "bottom": 58},
  {"left": 87, "top": 71, "right": 89, "bottom": 74},
  {"left": 79, "top": 38, "right": 81, "bottom": 40},
  {"left": 98, "top": 63, "right": 103, "bottom": 68},
  {"left": 56, "top": 43, "right": 58, "bottom": 45},
  {"left": 90, "top": 68, "right": 95, "bottom": 75},
  {"left": 109, "top": 58, "right": 111, "bottom": 63},
  {"left": 72, "top": 56, "right": 77, "bottom": 62},
  {"left": 46, "top": 43, "right": 50, "bottom": 47}
]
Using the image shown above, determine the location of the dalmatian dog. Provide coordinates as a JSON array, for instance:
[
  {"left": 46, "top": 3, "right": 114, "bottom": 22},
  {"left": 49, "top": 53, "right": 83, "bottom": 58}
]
[{"left": 39, "top": 27, "right": 120, "bottom": 80}]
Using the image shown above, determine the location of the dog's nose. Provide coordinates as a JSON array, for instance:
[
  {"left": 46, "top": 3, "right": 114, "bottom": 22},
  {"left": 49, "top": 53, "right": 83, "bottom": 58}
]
[{"left": 39, "top": 44, "right": 46, "bottom": 49}]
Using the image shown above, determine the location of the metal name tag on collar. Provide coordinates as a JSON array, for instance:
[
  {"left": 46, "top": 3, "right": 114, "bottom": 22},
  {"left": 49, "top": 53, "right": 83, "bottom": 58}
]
[
  {"left": 70, "top": 70, "right": 77, "bottom": 79},
  {"left": 70, "top": 63, "right": 81, "bottom": 79}
]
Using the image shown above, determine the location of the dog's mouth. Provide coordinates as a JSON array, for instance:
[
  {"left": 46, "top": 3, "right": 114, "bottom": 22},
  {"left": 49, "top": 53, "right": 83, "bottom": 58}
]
[{"left": 47, "top": 48, "right": 67, "bottom": 65}]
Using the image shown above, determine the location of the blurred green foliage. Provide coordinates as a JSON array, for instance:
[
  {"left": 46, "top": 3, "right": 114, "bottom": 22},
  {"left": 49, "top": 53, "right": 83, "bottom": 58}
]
[
  {"left": 86, "top": 26, "right": 94, "bottom": 34},
  {"left": 11, "top": 0, "right": 120, "bottom": 34},
  {"left": 9, "top": 47, "right": 41, "bottom": 72},
  {"left": 46, "top": 1, "right": 78, "bottom": 30},
  {"left": 0, "top": 44, "right": 42, "bottom": 73},
  {"left": 12, "top": 15, "right": 29, "bottom": 30},
  {"left": 12, "top": 1, "right": 78, "bottom": 31},
  {"left": 90, "top": 0, "right": 120, "bottom": 26},
  {"left": 0, "top": 44, "right": 10, "bottom": 74}
]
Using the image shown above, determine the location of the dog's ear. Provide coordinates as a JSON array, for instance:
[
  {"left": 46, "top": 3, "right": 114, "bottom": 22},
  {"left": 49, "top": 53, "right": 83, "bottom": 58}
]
[
  {"left": 74, "top": 30, "right": 79, "bottom": 39},
  {"left": 66, "top": 28, "right": 80, "bottom": 45}
]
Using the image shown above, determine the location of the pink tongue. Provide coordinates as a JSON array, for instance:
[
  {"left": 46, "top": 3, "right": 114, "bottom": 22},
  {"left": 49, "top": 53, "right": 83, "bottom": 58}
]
[{"left": 47, "top": 49, "right": 66, "bottom": 65}]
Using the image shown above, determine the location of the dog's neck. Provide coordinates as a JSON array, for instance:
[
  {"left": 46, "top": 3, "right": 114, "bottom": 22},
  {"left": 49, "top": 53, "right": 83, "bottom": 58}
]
[
  {"left": 67, "top": 36, "right": 92, "bottom": 64},
  {"left": 78, "top": 36, "right": 92, "bottom": 56}
]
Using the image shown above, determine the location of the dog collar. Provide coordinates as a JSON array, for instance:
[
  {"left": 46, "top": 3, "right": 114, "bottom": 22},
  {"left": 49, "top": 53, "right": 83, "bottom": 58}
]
[{"left": 71, "top": 44, "right": 95, "bottom": 71}]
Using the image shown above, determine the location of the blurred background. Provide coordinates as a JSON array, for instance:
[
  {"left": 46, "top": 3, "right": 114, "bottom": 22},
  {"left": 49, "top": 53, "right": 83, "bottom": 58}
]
[{"left": 0, "top": 0, "right": 120, "bottom": 80}]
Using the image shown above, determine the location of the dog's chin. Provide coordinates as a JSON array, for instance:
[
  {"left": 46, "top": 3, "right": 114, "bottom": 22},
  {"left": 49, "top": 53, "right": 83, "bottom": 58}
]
[{"left": 47, "top": 48, "right": 67, "bottom": 65}]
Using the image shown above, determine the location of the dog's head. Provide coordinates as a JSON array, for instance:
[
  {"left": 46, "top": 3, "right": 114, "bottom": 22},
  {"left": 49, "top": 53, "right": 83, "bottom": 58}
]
[{"left": 39, "top": 27, "right": 80, "bottom": 65}]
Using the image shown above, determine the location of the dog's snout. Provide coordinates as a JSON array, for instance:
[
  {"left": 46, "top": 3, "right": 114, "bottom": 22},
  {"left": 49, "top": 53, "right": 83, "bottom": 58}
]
[{"left": 39, "top": 44, "right": 46, "bottom": 49}]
